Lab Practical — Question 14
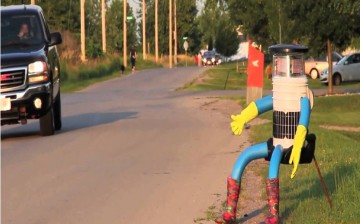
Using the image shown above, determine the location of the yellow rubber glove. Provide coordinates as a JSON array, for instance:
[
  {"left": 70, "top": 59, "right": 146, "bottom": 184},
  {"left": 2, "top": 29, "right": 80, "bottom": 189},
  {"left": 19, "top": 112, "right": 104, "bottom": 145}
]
[
  {"left": 289, "top": 125, "right": 307, "bottom": 178},
  {"left": 230, "top": 102, "right": 258, "bottom": 136}
]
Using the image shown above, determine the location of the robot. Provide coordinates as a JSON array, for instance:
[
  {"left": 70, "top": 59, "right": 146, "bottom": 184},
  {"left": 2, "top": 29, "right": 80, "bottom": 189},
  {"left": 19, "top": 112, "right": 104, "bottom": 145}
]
[{"left": 215, "top": 44, "right": 316, "bottom": 224}]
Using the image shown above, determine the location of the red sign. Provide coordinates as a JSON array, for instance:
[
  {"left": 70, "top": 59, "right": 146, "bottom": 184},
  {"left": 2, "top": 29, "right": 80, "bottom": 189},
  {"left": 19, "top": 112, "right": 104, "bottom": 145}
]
[{"left": 247, "top": 42, "right": 264, "bottom": 88}]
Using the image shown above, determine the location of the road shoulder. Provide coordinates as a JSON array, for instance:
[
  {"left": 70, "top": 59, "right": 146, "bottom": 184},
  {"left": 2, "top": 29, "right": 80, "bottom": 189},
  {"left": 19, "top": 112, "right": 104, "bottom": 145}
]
[{"left": 188, "top": 96, "right": 268, "bottom": 224}]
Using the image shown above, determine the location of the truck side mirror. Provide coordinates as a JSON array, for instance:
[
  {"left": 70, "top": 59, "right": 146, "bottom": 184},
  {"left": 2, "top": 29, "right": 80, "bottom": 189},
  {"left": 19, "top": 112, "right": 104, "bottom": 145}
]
[{"left": 50, "top": 32, "right": 62, "bottom": 46}]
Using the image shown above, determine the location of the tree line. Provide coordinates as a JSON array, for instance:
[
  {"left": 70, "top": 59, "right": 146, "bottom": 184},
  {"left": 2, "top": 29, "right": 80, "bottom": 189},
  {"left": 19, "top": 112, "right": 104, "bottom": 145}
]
[
  {"left": 225, "top": 0, "right": 360, "bottom": 55},
  {"left": 2, "top": 0, "right": 360, "bottom": 60}
]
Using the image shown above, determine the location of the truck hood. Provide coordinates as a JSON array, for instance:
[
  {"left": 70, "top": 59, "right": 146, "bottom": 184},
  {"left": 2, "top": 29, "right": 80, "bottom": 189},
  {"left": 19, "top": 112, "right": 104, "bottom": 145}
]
[{"left": 1, "top": 44, "right": 48, "bottom": 69}]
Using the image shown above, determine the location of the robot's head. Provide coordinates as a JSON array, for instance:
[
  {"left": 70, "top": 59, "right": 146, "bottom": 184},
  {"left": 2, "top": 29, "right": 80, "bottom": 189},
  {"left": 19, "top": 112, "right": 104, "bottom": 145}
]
[{"left": 269, "top": 44, "right": 308, "bottom": 79}]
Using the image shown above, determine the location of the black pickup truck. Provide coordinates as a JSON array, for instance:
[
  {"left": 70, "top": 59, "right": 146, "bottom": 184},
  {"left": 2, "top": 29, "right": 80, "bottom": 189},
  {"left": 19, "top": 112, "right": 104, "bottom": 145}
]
[{"left": 1, "top": 5, "right": 63, "bottom": 136}]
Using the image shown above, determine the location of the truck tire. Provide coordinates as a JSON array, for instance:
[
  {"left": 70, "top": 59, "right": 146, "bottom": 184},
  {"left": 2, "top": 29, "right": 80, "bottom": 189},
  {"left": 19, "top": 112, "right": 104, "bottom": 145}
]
[
  {"left": 40, "top": 106, "right": 55, "bottom": 136},
  {"left": 54, "top": 93, "right": 62, "bottom": 130}
]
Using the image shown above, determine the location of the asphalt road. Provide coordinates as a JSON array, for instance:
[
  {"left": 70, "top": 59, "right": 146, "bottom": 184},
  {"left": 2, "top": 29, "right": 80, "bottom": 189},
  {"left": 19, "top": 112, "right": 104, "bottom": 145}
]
[{"left": 2, "top": 67, "right": 246, "bottom": 224}]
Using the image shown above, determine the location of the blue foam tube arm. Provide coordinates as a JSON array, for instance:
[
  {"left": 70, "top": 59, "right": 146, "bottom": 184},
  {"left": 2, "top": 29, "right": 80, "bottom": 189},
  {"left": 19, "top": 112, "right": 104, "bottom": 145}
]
[
  {"left": 255, "top": 95, "right": 273, "bottom": 115},
  {"left": 299, "top": 97, "right": 311, "bottom": 128}
]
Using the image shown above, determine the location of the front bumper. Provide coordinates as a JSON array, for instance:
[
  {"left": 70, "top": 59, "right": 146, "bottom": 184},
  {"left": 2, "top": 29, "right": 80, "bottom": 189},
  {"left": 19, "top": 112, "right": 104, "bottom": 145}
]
[
  {"left": 1, "top": 83, "right": 52, "bottom": 125},
  {"left": 319, "top": 74, "right": 329, "bottom": 83},
  {"left": 202, "top": 60, "right": 215, "bottom": 65}
]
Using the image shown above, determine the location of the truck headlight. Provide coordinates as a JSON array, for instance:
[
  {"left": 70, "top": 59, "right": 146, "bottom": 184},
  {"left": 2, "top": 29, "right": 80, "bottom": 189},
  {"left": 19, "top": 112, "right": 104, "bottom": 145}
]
[
  {"left": 28, "top": 61, "right": 48, "bottom": 83},
  {"left": 211, "top": 58, "right": 215, "bottom": 62}
]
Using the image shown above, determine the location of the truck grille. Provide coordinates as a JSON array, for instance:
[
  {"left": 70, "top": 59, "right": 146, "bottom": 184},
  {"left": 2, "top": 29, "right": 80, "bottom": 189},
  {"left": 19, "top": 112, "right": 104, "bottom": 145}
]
[{"left": 1, "top": 68, "right": 26, "bottom": 90}]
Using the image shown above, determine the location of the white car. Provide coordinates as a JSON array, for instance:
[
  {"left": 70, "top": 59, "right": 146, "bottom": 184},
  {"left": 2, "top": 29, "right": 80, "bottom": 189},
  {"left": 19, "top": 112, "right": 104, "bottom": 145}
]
[
  {"left": 305, "top": 52, "right": 342, "bottom": 79},
  {"left": 319, "top": 52, "right": 360, "bottom": 85}
]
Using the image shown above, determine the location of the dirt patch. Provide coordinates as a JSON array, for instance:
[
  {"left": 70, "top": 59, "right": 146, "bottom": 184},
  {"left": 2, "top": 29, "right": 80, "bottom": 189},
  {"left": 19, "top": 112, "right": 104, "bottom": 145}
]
[
  {"left": 199, "top": 98, "right": 270, "bottom": 127},
  {"left": 194, "top": 97, "right": 268, "bottom": 224},
  {"left": 320, "top": 125, "right": 360, "bottom": 132}
]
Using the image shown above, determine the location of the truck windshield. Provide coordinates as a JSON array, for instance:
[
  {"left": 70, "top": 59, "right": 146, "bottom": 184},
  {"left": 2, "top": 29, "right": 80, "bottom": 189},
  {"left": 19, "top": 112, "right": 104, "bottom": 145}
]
[{"left": 1, "top": 14, "right": 44, "bottom": 49}]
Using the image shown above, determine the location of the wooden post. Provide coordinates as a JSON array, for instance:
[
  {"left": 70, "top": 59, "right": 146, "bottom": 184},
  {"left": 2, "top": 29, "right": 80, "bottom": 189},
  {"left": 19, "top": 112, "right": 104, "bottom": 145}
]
[
  {"left": 155, "top": 0, "right": 159, "bottom": 63},
  {"left": 327, "top": 39, "right": 333, "bottom": 94},
  {"left": 246, "top": 87, "right": 263, "bottom": 105},
  {"left": 142, "top": 0, "right": 146, "bottom": 60},
  {"left": 80, "top": 0, "right": 86, "bottom": 62},
  {"left": 173, "top": 0, "right": 177, "bottom": 65},
  {"left": 169, "top": 0, "right": 173, "bottom": 68},
  {"left": 101, "top": 0, "right": 106, "bottom": 53},
  {"left": 123, "top": 0, "right": 127, "bottom": 67}
]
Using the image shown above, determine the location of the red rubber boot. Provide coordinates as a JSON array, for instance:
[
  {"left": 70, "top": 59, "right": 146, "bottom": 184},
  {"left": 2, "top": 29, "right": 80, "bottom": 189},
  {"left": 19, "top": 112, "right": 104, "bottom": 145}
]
[
  {"left": 214, "top": 177, "right": 240, "bottom": 224},
  {"left": 265, "top": 178, "right": 280, "bottom": 224}
]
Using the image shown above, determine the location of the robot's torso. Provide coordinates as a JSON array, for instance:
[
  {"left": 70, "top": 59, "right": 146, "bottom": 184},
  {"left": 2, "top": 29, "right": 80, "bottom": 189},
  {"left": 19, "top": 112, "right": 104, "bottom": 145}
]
[{"left": 272, "top": 76, "right": 312, "bottom": 149}]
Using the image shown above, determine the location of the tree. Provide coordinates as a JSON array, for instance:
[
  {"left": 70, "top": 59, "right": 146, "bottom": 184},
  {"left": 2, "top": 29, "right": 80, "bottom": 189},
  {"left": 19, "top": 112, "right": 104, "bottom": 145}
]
[
  {"left": 39, "top": 0, "right": 81, "bottom": 32},
  {"left": 224, "top": 0, "right": 360, "bottom": 55},
  {"left": 208, "top": 36, "right": 214, "bottom": 51},
  {"left": 140, "top": 0, "right": 169, "bottom": 55},
  {"left": 1, "top": 0, "right": 81, "bottom": 32},
  {"left": 138, "top": 0, "right": 198, "bottom": 55},
  {"left": 175, "top": 0, "right": 200, "bottom": 54},
  {"left": 282, "top": 0, "right": 360, "bottom": 55},
  {"left": 215, "top": 15, "right": 240, "bottom": 57},
  {"left": 198, "top": 0, "right": 222, "bottom": 48},
  {"left": 281, "top": 0, "right": 360, "bottom": 93},
  {"left": 106, "top": 0, "right": 137, "bottom": 54},
  {"left": 224, "top": 0, "right": 278, "bottom": 48}
]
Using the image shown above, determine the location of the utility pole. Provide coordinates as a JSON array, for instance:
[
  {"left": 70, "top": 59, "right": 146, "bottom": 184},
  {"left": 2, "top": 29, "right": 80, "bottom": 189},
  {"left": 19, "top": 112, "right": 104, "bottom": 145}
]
[
  {"left": 80, "top": 0, "right": 86, "bottom": 62},
  {"left": 278, "top": 5, "right": 282, "bottom": 44},
  {"left": 173, "top": 0, "right": 177, "bottom": 65},
  {"left": 155, "top": 0, "right": 159, "bottom": 63},
  {"left": 101, "top": 0, "right": 106, "bottom": 53},
  {"left": 123, "top": 0, "right": 127, "bottom": 67},
  {"left": 31, "top": 0, "right": 35, "bottom": 4},
  {"left": 142, "top": 0, "right": 146, "bottom": 60},
  {"left": 169, "top": 0, "right": 173, "bottom": 68},
  {"left": 327, "top": 39, "right": 333, "bottom": 94}
]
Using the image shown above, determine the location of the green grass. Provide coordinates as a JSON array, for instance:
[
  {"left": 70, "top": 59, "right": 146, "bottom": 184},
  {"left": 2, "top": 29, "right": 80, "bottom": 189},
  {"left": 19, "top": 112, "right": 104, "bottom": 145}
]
[
  {"left": 249, "top": 94, "right": 360, "bottom": 223},
  {"left": 310, "top": 95, "right": 360, "bottom": 127},
  {"left": 60, "top": 54, "right": 161, "bottom": 93},
  {"left": 61, "top": 71, "right": 124, "bottom": 92},
  {"left": 181, "top": 62, "right": 360, "bottom": 91},
  {"left": 181, "top": 62, "right": 249, "bottom": 91}
]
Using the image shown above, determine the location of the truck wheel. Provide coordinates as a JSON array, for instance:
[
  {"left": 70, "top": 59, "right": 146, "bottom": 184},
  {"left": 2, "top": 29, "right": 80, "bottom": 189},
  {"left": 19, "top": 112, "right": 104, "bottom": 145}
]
[
  {"left": 40, "top": 106, "right": 55, "bottom": 136},
  {"left": 54, "top": 93, "right": 62, "bottom": 130}
]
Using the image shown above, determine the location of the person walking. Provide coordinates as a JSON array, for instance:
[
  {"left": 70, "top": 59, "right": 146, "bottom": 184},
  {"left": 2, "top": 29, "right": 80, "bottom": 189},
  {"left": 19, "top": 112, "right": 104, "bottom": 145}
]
[{"left": 130, "top": 46, "right": 137, "bottom": 72}]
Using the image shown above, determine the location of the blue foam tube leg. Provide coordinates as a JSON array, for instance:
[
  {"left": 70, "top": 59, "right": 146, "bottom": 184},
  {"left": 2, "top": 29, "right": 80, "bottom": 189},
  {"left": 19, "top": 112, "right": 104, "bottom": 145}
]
[
  {"left": 231, "top": 142, "right": 269, "bottom": 180},
  {"left": 268, "top": 145, "right": 283, "bottom": 179}
]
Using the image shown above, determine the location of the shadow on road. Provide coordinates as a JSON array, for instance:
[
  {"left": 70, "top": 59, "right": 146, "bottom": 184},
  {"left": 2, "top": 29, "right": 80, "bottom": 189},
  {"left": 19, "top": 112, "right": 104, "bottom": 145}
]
[{"left": 1, "top": 111, "right": 137, "bottom": 140}]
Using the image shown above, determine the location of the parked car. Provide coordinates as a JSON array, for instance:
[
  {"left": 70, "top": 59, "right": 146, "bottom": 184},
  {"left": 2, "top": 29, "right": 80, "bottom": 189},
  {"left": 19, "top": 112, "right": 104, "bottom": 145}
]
[
  {"left": 1, "top": 5, "right": 63, "bottom": 136},
  {"left": 319, "top": 52, "right": 360, "bottom": 85},
  {"left": 202, "top": 51, "right": 220, "bottom": 66},
  {"left": 305, "top": 52, "right": 343, "bottom": 79}
]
